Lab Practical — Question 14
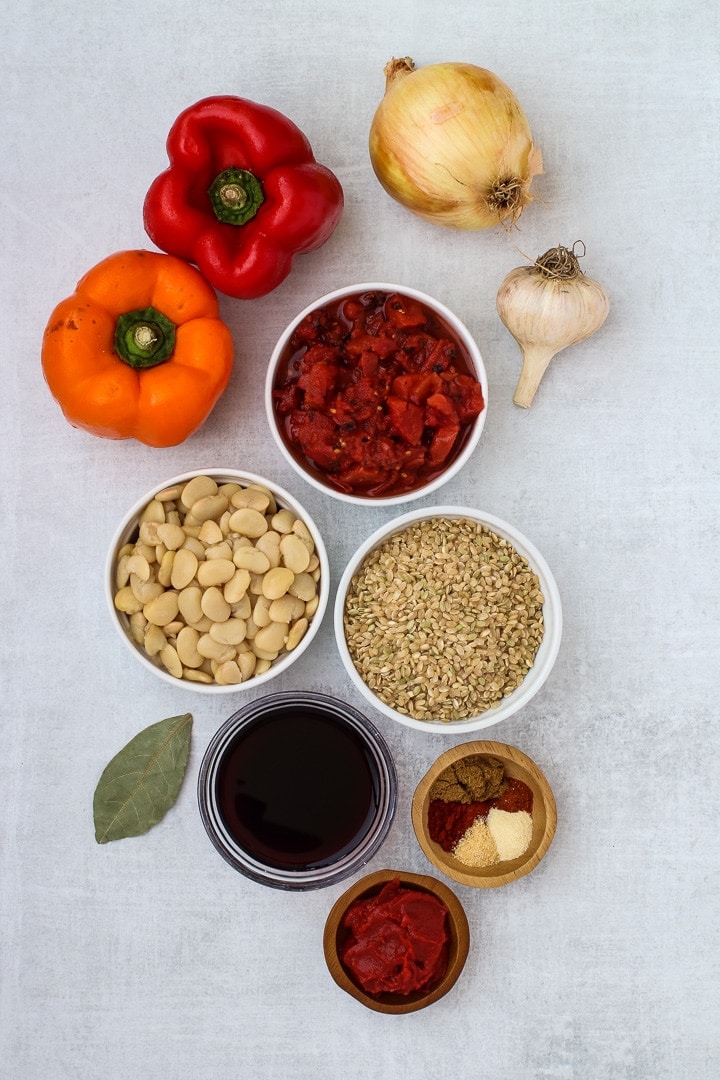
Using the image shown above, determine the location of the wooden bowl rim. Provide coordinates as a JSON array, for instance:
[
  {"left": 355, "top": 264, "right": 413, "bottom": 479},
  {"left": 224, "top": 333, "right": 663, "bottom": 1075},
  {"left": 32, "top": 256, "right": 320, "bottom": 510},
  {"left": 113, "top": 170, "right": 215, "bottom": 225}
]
[
  {"left": 411, "top": 740, "right": 557, "bottom": 889},
  {"left": 323, "top": 868, "right": 470, "bottom": 1014}
]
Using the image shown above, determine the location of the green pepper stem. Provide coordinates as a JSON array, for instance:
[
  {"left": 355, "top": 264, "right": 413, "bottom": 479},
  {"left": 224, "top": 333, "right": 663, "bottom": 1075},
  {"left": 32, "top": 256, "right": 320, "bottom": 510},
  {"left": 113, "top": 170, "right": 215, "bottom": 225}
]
[
  {"left": 114, "top": 307, "right": 176, "bottom": 369},
  {"left": 208, "top": 167, "right": 264, "bottom": 225}
]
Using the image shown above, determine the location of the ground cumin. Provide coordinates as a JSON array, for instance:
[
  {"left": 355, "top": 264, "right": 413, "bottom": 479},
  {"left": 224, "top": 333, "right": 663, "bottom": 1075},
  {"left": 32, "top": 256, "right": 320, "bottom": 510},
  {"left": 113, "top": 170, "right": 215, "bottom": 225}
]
[{"left": 428, "top": 754, "right": 506, "bottom": 804}]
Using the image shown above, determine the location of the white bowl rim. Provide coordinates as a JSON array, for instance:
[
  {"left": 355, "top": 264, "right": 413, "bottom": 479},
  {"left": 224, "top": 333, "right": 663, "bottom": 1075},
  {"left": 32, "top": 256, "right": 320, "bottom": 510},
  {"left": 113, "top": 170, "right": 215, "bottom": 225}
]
[
  {"left": 264, "top": 282, "right": 488, "bottom": 507},
  {"left": 333, "top": 506, "right": 563, "bottom": 733},
  {"left": 105, "top": 468, "right": 330, "bottom": 694}
]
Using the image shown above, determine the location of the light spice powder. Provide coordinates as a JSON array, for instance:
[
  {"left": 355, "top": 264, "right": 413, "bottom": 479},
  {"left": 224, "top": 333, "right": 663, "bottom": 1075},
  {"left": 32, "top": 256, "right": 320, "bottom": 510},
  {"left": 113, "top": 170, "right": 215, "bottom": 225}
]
[{"left": 343, "top": 517, "right": 545, "bottom": 722}]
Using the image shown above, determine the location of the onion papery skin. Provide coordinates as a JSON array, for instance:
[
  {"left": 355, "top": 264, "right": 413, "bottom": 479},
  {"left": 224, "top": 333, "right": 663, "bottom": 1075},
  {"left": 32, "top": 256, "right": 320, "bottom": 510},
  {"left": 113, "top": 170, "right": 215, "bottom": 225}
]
[{"left": 369, "top": 60, "right": 542, "bottom": 231}]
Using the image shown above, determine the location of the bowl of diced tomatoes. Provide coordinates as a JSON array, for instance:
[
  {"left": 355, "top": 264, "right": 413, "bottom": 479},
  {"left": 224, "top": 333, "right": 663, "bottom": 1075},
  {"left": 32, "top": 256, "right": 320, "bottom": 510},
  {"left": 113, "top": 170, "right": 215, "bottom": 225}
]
[{"left": 265, "top": 284, "right": 488, "bottom": 505}]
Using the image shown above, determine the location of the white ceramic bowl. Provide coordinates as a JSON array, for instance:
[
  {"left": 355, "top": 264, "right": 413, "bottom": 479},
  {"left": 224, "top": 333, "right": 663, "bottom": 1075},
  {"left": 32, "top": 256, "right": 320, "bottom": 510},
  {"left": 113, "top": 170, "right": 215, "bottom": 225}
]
[
  {"left": 265, "top": 283, "right": 488, "bottom": 506},
  {"left": 334, "top": 507, "right": 562, "bottom": 733},
  {"left": 106, "top": 469, "right": 329, "bottom": 694}
]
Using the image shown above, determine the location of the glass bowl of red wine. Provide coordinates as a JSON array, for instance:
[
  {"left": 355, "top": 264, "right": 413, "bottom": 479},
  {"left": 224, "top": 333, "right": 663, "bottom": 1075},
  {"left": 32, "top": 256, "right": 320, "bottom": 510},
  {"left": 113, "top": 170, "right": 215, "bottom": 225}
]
[{"left": 197, "top": 692, "right": 398, "bottom": 890}]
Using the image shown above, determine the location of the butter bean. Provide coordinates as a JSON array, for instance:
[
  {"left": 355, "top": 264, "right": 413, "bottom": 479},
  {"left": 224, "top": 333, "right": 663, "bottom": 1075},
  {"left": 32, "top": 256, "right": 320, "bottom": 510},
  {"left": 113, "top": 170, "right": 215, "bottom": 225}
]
[
  {"left": 160, "top": 644, "right": 182, "bottom": 678},
  {"left": 197, "top": 634, "right": 235, "bottom": 662},
  {"left": 129, "top": 612, "right": 146, "bottom": 645},
  {"left": 183, "top": 669, "right": 213, "bottom": 684},
  {"left": 144, "top": 591, "right": 180, "bottom": 626},
  {"left": 137, "top": 522, "right": 158, "bottom": 547},
  {"left": 254, "top": 657, "right": 272, "bottom": 676},
  {"left": 157, "top": 550, "right": 175, "bottom": 587},
  {"left": 255, "top": 532, "right": 281, "bottom": 567},
  {"left": 228, "top": 507, "right": 268, "bottom": 538},
  {"left": 305, "top": 594, "right": 320, "bottom": 618},
  {"left": 289, "top": 572, "right": 317, "bottom": 602},
  {"left": 155, "top": 484, "right": 184, "bottom": 501},
  {"left": 230, "top": 487, "right": 271, "bottom": 513},
  {"left": 180, "top": 475, "right": 217, "bottom": 508},
  {"left": 197, "top": 558, "right": 236, "bottom": 588},
  {"left": 204, "top": 541, "right": 233, "bottom": 561},
  {"left": 262, "top": 566, "right": 295, "bottom": 600},
  {"left": 134, "top": 541, "right": 157, "bottom": 563},
  {"left": 178, "top": 586, "right": 203, "bottom": 625},
  {"left": 198, "top": 519, "right": 224, "bottom": 545},
  {"left": 232, "top": 547, "right": 271, "bottom": 574},
  {"left": 210, "top": 618, "right": 247, "bottom": 645},
  {"left": 215, "top": 660, "right": 243, "bottom": 685},
  {"left": 114, "top": 586, "right": 143, "bottom": 614},
  {"left": 144, "top": 624, "right": 167, "bottom": 656},
  {"left": 248, "top": 484, "right": 277, "bottom": 514},
  {"left": 254, "top": 621, "right": 289, "bottom": 653},
  {"left": 187, "top": 615, "right": 213, "bottom": 633},
  {"left": 224, "top": 568, "right": 251, "bottom": 604},
  {"left": 139, "top": 499, "right": 165, "bottom": 524},
  {"left": 201, "top": 586, "right": 230, "bottom": 623},
  {"left": 116, "top": 554, "right": 131, "bottom": 589},
  {"left": 218, "top": 483, "right": 241, "bottom": 499},
  {"left": 163, "top": 621, "right": 184, "bottom": 637},
  {"left": 231, "top": 594, "right": 252, "bottom": 620},
  {"left": 251, "top": 641, "right": 280, "bottom": 662},
  {"left": 286, "top": 617, "right": 309, "bottom": 652},
  {"left": 279, "top": 534, "right": 311, "bottom": 574},
  {"left": 252, "top": 596, "right": 272, "bottom": 628},
  {"left": 156, "top": 523, "right": 186, "bottom": 550},
  {"left": 171, "top": 548, "right": 198, "bottom": 590},
  {"left": 269, "top": 594, "right": 305, "bottom": 624},
  {"left": 238, "top": 651, "right": 256, "bottom": 681},
  {"left": 176, "top": 626, "right": 204, "bottom": 668},
  {"left": 131, "top": 577, "right": 165, "bottom": 605},
  {"left": 126, "top": 553, "right": 151, "bottom": 581},
  {"left": 181, "top": 536, "right": 206, "bottom": 560},
  {"left": 249, "top": 572, "right": 266, "bottom": 596},
  {"left": 292, "top": 518, "right": 315, "bottom": 554},
  {"left": 191, "top": 493, "right": 229, "bottom": 523},
  {"left": 271, "top": 509, "right": 296, "bottom": 534}
]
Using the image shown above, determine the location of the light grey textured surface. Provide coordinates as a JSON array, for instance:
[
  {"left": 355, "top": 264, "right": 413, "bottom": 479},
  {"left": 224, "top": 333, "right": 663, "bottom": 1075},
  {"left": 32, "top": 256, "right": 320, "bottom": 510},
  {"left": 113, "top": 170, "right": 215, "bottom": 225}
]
[{"left": 2, "top": 2, "right": 719, "bottom": 1077}]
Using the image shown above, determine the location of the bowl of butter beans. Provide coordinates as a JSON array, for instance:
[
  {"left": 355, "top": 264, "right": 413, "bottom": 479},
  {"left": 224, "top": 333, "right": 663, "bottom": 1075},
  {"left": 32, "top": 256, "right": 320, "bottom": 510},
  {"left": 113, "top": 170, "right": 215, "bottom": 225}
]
[{"left": 106, "top": 470, "right": 329, "bottom": 692}]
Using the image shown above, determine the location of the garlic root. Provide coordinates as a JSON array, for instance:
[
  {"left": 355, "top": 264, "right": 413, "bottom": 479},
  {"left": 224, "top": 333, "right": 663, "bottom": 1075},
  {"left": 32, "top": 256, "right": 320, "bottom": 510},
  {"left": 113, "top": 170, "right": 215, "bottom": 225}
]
[{"left": 496, "top": 245, "right": 610, "bottom": 408}]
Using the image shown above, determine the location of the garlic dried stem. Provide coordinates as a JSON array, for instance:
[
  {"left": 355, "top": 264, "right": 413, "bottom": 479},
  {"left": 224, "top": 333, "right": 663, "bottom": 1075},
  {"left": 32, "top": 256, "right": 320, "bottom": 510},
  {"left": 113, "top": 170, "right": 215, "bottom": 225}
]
[{"left": 513, "top": 346, "right": 557, "bottom": 409}]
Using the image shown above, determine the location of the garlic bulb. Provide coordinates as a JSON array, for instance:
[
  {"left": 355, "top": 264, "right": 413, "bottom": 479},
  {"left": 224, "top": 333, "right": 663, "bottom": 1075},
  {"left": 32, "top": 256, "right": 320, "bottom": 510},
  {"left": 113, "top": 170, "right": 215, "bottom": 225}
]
[
  {"left": 369, "top": 57, "right": 543, "bottom": 230},
  {"left": 496, "top": 245, "right": 610, "bottom": 407}
]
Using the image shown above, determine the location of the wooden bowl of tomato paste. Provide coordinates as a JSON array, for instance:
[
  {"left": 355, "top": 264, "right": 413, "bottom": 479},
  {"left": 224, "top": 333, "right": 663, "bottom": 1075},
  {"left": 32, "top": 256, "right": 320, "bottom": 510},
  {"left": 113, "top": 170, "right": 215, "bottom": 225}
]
[
  {"left": 412, "top": 741, "right": 557, "bottom": 889},
  {"left": 323, "top": 868, "right": 470, "bottom": 1013},
  {"left": 265, "top": 284, "right": 487, "bottom": 505}
]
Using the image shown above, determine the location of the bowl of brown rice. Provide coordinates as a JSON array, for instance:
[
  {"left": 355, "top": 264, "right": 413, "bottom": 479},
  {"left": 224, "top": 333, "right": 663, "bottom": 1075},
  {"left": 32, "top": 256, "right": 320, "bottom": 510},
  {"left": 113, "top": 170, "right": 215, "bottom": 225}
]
[{"left": 333, "top": 507, "right": 562, "bottom": 732}]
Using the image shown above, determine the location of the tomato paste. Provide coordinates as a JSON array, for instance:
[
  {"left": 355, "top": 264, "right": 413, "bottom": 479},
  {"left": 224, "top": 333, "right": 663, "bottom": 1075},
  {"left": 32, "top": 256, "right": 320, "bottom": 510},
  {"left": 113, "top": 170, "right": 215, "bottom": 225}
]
[
  {"left": 340, "top": 878, "right": 449, "bottom": 995},
  {"left": 272, "top": 291, "right": 485, "bottom": 497}
]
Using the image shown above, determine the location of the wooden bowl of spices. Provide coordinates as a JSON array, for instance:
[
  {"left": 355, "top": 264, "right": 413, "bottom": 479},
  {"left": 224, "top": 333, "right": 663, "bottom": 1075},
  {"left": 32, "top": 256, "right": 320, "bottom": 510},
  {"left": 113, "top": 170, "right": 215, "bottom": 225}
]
[
  {"left": 323, "top": 869, "right": 470, "bottom": 1013},
  {"left": 412, "top": 741, "right": 557, "bottom": 888}
]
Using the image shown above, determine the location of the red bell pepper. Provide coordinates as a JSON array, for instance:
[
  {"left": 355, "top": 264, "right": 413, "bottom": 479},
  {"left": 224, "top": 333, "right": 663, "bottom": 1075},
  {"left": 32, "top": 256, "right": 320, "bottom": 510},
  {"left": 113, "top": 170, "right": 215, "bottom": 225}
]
[{"left": 143, "top": 96, "right": 344, "bottom": 300}]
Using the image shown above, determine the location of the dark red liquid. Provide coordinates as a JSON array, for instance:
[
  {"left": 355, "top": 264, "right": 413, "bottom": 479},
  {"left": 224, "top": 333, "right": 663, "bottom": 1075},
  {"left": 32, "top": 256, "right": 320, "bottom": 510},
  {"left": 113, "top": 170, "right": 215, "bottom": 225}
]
[{"left": 215, "top": 706, "right": 379, "bottom": 870}]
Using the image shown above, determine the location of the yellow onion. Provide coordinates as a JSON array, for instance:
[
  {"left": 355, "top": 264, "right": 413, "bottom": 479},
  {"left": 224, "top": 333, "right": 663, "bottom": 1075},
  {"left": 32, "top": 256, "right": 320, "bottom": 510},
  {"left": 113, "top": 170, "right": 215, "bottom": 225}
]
[{"left": 369, "top": 57, "right": 543, "bottom": 230}]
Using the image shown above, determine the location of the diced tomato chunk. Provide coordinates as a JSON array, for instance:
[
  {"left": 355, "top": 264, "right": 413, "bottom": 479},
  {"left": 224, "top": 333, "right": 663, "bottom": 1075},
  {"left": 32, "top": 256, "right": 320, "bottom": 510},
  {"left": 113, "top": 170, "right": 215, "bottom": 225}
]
[
  {"left": 385, "top": 294, "right": 428, "bottom": 329},
  {"left": 291, "top": 412, "right": 338, "bottom": 469},
  {"left": 387, "top": 396, "right": 425, "bottom": 446},
  {"left": 297, "top": 362, "right": 337, "bottom": 410},
  {"left": 424, "top": 393, "right": 458, "bottom": 428},
  {"left": 427, "top": 423, "right": 460, "bottom": 466}
]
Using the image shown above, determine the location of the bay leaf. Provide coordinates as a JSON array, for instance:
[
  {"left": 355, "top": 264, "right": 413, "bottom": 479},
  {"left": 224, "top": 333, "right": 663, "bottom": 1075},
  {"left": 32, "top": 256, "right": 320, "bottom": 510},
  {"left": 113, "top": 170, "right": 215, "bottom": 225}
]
[{"left": 93, "top": 712, "right": 193, "bottom": 844}]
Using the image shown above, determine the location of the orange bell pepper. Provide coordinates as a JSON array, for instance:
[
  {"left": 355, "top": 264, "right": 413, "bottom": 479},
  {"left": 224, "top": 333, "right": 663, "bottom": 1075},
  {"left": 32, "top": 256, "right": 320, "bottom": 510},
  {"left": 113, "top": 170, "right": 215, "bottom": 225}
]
[{"left": 42, "top": 250, "right": 234, "bottom": 447}]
